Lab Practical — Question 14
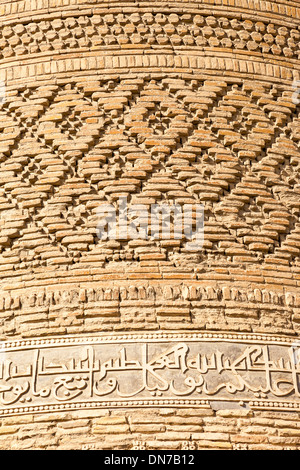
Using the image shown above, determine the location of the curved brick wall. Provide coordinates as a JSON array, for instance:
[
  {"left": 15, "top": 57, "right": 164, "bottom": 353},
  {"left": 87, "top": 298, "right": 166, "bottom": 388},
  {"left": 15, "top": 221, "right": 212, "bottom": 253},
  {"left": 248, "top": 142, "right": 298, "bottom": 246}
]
[{"left": 0, "top": 0, "right": 299, "bottom": 450}]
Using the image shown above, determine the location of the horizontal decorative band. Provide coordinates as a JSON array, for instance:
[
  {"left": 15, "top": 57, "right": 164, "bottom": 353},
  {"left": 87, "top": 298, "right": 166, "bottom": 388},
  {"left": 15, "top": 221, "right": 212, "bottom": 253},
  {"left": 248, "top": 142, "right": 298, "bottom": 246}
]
[
  {"left": 1, "top": 53, "right": 298, "bottom": 85},
  {"left": 0, "top": 333, "right": 300, "bottom": 415},
  {"left": 0, "top": 399, "right": 211, "bottom": 417},
  {"left": 1, "top": 285, "right": 299, "bottom": 312},
  {"left": 1, "top": 1, "right": 300, "bottom": 24},
  {"left": 1, "top": 331, "right": 298, "bottom": 349},
  {"left": 0, "top": 399, "right": 299, "bottom": 417},
  {"left": 0, "top": 332, "right": 300, "bottom": 416},
  {"left": 0, "top": 11, "right": 299, "bottom": 63}
]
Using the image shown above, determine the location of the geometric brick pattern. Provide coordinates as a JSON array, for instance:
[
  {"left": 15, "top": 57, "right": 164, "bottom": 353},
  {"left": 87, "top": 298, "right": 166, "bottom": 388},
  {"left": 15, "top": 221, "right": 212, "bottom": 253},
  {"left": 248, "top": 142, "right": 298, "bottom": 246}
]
[
  {"left": 0, "top": 78, "right": 299, "bottom": 269},
  {"left": 0, "top": 13, "right": 299, "bottom": 61}
]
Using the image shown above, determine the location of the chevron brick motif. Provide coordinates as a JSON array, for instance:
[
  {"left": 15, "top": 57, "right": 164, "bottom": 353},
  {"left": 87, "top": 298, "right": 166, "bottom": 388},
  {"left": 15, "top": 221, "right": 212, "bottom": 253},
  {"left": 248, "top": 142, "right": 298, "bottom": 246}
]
[{"left": 0, "top": 77, "right": 299, "bottom": 270}]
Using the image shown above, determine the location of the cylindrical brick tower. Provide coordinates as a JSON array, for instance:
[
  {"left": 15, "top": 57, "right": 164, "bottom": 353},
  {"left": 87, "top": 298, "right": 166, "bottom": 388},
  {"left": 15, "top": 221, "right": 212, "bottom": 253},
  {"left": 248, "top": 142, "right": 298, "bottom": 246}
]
[{"left": 0, "top": 0, "right": 299, "bottom": 450}]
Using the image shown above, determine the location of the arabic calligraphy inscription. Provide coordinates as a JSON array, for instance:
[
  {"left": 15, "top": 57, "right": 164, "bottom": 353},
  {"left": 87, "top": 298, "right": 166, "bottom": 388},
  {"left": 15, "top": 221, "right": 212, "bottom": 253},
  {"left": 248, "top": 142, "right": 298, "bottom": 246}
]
[{"left": 0, "top": 335, "right": 299, "bottom": 413}]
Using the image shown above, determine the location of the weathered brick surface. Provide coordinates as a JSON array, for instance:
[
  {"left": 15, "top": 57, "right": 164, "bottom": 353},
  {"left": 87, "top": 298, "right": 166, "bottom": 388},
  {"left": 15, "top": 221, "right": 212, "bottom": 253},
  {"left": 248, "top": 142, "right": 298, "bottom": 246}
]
[
  {"left": 0, "top": 408, "right": 299, "bottom": 450},
  {"left": 0, "top": 0, "right": 299, "bottom": 450}
]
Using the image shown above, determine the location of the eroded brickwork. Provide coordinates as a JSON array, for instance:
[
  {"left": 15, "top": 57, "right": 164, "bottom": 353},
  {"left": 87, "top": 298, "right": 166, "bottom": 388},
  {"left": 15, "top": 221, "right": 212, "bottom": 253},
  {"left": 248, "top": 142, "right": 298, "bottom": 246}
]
[
  {"left": 1, "top": 408, "right": 300, "bottom": 451},
  {"left": 0, "top": 0, "right": 299, "bottom": 450}
]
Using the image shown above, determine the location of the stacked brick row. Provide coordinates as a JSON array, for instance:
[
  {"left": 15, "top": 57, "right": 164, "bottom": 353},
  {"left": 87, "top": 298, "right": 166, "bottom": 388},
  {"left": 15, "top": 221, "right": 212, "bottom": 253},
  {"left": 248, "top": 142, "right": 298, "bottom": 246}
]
[
  {"left": 0, "top": 285, "right": 299, "bottom": 338},
  {"left": 0, "top": 407, "right": 299, "bottom": 450},
  {"left": 0, "top": 13, "right": 299, "bottom": 61}
]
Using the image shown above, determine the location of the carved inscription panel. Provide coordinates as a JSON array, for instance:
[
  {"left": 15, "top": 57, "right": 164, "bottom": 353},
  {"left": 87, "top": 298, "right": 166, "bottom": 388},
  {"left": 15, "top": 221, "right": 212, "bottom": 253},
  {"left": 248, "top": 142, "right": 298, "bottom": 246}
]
[{"left": 0, "top": 333, "right": 300, "bottom": 415}]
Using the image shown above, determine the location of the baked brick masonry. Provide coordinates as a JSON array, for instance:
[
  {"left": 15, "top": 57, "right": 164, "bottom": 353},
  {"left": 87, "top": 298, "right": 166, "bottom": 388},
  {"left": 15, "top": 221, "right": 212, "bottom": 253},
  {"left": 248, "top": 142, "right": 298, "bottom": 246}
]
[{"left": 0, "top": 0, "right": 299, "bottom": 450}]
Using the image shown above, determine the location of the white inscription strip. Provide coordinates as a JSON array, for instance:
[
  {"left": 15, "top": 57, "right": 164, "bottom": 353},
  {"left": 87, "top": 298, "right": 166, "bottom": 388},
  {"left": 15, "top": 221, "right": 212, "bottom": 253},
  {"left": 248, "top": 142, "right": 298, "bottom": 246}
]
[{"left": 0, "top": 333, "right": 299, "bottom": 415}]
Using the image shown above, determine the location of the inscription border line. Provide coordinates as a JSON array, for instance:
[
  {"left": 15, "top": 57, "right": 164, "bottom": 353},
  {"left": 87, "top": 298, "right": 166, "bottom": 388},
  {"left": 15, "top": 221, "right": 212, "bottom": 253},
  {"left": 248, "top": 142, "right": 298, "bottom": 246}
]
[{"left": 1, "top": 331, "right": 298, "bottom": 352}]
